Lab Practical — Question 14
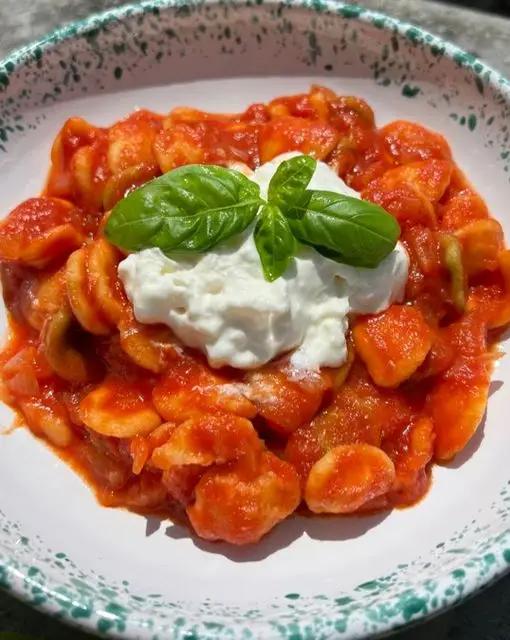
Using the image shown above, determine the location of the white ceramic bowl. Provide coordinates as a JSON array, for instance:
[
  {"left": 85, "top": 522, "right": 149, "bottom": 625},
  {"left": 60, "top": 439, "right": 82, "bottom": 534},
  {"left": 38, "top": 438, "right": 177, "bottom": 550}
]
[{"left": 1, "top": 2, "right": 510, "bottom": 638}]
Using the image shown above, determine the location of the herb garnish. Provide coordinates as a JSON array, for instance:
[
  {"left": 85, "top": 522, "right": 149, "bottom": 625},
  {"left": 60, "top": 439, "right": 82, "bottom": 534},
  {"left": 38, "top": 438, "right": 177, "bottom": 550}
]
[{"left": 105, "top": 155, "right": 400, "bottom": 281}]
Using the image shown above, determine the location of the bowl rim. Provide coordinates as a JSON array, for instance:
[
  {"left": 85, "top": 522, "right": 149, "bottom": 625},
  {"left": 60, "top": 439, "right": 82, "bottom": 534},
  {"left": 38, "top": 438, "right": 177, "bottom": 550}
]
[{"left": 1, "top": 1, "right": 510, "bottom": 638}]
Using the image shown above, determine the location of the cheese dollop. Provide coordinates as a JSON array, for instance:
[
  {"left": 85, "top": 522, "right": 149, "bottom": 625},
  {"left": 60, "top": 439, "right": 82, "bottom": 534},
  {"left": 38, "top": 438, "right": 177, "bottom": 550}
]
[{"left": 118, "top": 153, "right": 409, "bottom": 371}]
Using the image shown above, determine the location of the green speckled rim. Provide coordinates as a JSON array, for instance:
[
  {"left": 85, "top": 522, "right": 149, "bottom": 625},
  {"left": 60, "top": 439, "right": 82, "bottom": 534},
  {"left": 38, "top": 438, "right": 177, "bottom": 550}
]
[{"left": 1, "top": 1, "right": 510, "bottom": 639}]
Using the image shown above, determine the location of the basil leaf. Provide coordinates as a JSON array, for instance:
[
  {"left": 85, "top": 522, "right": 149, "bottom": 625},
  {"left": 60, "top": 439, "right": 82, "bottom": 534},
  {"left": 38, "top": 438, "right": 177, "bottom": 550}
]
[
  {"left": 254, "top": 204, "right": 296, "bottom": 282},
  {"left": 105, "top": 165, "right": 262, "bottom": 254},
  {"left": 287, "top": 190, "right": 400, "bottom": 268},
  {"left": 267, "top": 155, "right": 316, "bottom": 212}
]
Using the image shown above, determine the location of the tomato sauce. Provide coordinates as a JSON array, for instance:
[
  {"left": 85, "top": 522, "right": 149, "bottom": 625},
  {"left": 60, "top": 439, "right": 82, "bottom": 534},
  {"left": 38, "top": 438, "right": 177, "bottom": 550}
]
[{"left": 0, "top": 85, "right": 508, "bottom": 545}]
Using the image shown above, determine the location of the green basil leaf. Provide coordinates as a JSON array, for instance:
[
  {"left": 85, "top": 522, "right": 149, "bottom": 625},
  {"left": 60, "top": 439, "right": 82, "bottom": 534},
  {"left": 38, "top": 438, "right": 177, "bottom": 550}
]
[
  {"left": 267, "top": 155, "right": 316, "bottom": 212},
  {"left": 254, "top": 203, "right": 296, "bottom": 281},
  {"left": 287, "top": 190, "right": 400, "bottom": 268},
  {"left": 105, "top": 164, "right": 262, "bottom": 254}
]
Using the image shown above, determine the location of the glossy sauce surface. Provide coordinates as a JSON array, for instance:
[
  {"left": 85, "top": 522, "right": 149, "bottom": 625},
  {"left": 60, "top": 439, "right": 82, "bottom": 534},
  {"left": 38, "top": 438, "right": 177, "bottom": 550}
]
[{"left": 0, "top": 86, "right": 508, "bottom": 545}]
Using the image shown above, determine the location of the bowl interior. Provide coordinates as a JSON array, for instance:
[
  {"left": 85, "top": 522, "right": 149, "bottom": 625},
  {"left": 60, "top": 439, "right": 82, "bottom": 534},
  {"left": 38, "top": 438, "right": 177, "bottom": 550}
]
[{"left": 1, "top": 2, "right": 510, "bottom": 638}]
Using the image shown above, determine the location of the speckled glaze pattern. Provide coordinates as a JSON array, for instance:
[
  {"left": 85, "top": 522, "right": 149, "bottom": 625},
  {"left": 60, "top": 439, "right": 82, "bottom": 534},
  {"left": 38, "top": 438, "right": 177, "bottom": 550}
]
[
  {"left": 1, "top": 2, "right": 510, "bottom": 639},
  {"left": 1, "top": 0, "right": 510, "bottom": 161},
  {"left": 2, "top": 490, "right": 510, "bottom": 640}
]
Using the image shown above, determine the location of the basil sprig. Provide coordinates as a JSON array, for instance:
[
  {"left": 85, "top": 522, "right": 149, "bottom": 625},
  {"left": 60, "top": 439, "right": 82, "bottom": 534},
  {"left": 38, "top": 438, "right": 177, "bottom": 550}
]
[
  {"left": 105, "top": 165, "right": 262, "bottom": 253},
  {"left": 267, "top": 154, "right": 316, "bottom": 212},
  {"left": 254, "top": 204, "right": 296, "bottom": 281},
  {"left": 286, "top": 191, "right": 400, "bottom": 268},
  {"left": 105, "top": 155, "right": 400, "bottom": 281}
]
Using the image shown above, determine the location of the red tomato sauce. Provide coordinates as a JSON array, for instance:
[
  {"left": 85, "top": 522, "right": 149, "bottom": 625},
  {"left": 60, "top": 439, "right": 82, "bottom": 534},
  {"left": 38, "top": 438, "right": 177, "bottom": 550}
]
[{"left": 0, "top": 86, "right": 508, "bottom": 545}]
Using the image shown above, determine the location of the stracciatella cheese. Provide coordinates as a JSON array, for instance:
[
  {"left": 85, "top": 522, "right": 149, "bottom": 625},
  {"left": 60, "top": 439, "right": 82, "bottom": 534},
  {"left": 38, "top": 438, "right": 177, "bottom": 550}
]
[{"left": 118, "top": 153, "right": 409, "bottom": 370}]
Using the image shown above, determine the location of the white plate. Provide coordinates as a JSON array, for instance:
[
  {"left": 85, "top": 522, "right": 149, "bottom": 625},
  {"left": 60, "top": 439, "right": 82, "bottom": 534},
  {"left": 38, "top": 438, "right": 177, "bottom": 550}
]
[{"left": 1, "top": 2, "right": 510, "bottom": 638}]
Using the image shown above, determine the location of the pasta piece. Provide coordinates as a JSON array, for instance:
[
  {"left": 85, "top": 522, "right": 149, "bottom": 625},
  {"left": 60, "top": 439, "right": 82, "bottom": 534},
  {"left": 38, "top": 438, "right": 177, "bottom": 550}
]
[
  {"left": 442, "top": 166, "right": 470, "bottom": 196},
  {"left": 328, "top": 95, "right": 375, "bottom": 129},
  {"left": 164, "top": 107, "right": 264, "bottom": 167},
  {"left": 327, "top": 136, "right": 359, "bottom": 181},
  {"left": 444, "top": 312, "right": 487, "bottom": 358},
  {"left": 65, "top": 247, "right": 111, "bottom": 335},
  {"left": 428, "top": 354, "right": 493, "bottom": 461},
  {"left": 151, "top": 414, "right": 263, "bottom": 470},
  {"left": 412, "top": 329, "right": 455, "bottom": 380},
  {"left": 79, "top": 377, "right": 161, "bottom": 438},
  {"left": 46, "top": 117, "right": 106, "bottom": 201},
  {"left": 380, "top": 120, "right": 451, "bottom": 164},
  {"left": 130, "top": 423, "right": 177, "bottom": 474},
  {"left": 2, "top": 344, "right": 52, "bottom": 380},
  {"left": 468, "top": 285, "right": 510, "bottom": 330},
  {"left": 382, "top": 417, "right": 434, "bottom": 506},
  {"left": 362, "top": 176, "right": 436, "bottom": 228},
  {"left": 118, "top": 311, "right": 178, "bottom": 373},
  {"left": 130, "top": 423, "right": 201, "bottom": 499},
  {"left": 107, "top": 110, "right": 162, "bottom": 174},
  {"left": 386, "top": 159, "right": 452, "bottom": 203},
  {"left": 41, "top": 308, "right": 98, "bottom": 383},
  {"left": 153, "top": 359, "right": 256, "bottom": 422},
  {"left": 307, "top": 87, "right": 335, "bottom": 120},
  {"left": 340, "top": 131, "right": 395, "bottom": 192},
  {"left": 102, "top": 162, "right": 160, "bottom": 210},
  {"left": 268, "top": 87, "right": 334, "bottom": 120},
  {"left": 20, "top": 397, "right": 73, "bottom": 448},
  {"left": 0, "top": 198, "right": 85, "bottom": 267},
  {"left": 187, "top": 451, "right": 301, "bottom": 545},
  {"left": 2, "top": 344, "right": 54, "bottom": 401},
  {"left": 245, "top": 365, "right": 331, "bottom": 435},
  {"left": 353, "top": 305, "right": 433, "bottom": 387},
  {"left": 204, "top": 123, "right": 261, "bottom": 166},
  {"left": 304, "top": 444, "right": 395, "bottom": 514},
  {"left": 284, "top": 422, "right": 323, "bottom": 487},
  {"left": 153, "top": 124, "right": 205, "bottom": 173},
  {"left": 259, "top": 116, "right": 339, "bottom": 163},
  {"left": 18, "top": 267, "right": 67, "bottom": 331},
  {"left": 467, "top": 250, "right": 510, "bottom": 328},
  {"left": 71, "top": 142, "right": 111, "bottom": 210},
  {"left": 285, "top": 362, "right": 415, "bottom": 482},
  {"left": 440, "top": 188, "right": 489, "bottom": 232},
  {"left": 455, "top": 219, "right": 504, "bottom": 276},
  {"left": 2, "top": 367, "right": 38, "bottom": 403},
  {"left": 402, "top": 226, "right": 442, "bottom": 281},
  {"left": 87, "top": 238, "right": 126, "bottom": 326}
]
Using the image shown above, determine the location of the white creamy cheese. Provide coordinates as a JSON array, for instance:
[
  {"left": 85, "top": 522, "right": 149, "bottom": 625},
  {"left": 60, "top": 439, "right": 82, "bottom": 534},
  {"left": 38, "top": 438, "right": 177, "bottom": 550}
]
[{"left": 118, "top": 153, "right": 409, "bottom": 371}]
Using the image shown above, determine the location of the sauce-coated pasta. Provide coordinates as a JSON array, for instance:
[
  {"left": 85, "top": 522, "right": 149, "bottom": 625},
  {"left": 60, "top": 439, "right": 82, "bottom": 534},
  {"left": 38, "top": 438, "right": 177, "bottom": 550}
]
[{"left": 0, "top": 86, "right": 508, "bottom": 545}]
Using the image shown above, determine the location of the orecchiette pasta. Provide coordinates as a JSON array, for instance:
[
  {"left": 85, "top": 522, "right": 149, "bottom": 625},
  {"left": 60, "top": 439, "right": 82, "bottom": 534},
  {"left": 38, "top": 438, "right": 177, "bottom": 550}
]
[
  {"left": 41, "top": 308, "right": 98, "bottom": 383},
  {"left": 79, "top": 377, "right": 161, "bottom": 438},
  {"left": 304, "top": 444, "right": 396, "bottom": 514},
  {"left": 66, "top": 246, "right": 112, "bottom": 335},
  {"left": 0, "top": 86, "right": 508, "bottom": 545},
  {"left": 187, "top": 452, "right": 301, "bottom": 545},
  {"left": 151, "top": 414, "right": 263, "bottom": 470}
]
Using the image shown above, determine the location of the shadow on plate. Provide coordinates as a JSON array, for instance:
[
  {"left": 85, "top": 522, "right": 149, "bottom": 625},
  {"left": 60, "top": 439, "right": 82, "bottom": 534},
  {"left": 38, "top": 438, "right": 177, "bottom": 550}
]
[{"left": 162, "top": 510, "right": 390, "bottom": 562}]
